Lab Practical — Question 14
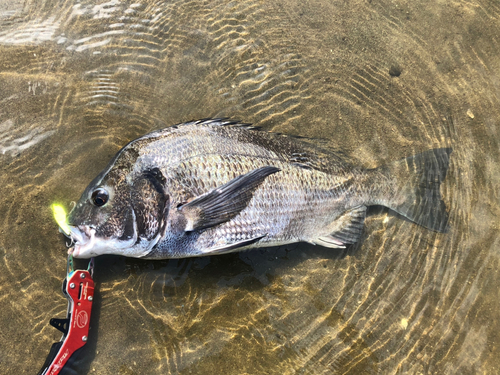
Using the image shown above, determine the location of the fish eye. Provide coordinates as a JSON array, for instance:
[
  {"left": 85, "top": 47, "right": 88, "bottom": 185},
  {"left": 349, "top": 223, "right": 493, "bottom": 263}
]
[{"left": 91, "top": 188, "right": 109, "bottom": 207}]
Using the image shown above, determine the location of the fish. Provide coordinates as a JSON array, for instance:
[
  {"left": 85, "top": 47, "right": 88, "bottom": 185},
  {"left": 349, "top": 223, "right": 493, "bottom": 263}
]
[{"left": 66, "top": 119, "right": 452, "bottom": 259}]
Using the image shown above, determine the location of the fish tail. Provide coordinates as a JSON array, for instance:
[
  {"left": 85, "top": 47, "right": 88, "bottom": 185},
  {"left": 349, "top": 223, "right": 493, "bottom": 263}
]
[{"left": 375, "top": 148, "right": 452, "bottom": 232}]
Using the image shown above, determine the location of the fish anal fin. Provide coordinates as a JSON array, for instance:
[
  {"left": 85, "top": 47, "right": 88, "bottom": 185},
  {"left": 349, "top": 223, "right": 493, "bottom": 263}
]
[
  {"left": 312, "top": 235, "right": 345, "bottom": 249},
  {"left": 179, "top": 166, "right": 280, "bottom": 232},
  {"left": 202, "top": 235, "right": 266, "bottom": 255},
  {"left": 313, "top": 235, "right": 346, "bottom": 249},
  {"left": 312, "top": 205, "right": 366, "bottom": 248}
]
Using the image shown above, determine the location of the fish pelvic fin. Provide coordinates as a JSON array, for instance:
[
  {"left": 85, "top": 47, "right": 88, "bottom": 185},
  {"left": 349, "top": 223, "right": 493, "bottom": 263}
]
[
  {"left": 179, "top": 166, "right": 280, "bottom": 232},
  {"left": 201, "top": 235, "right": 267, "bottom": 255},
  {"left": 378, "top": 148, "right": 452, "bottom": 233},
  {"left": 312, "top": 205, "right": 366, "bottom": 248}
]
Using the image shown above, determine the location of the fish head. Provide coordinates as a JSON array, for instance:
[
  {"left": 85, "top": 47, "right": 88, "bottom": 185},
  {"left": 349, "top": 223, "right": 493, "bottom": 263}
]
[{"left": 67, "top": 168, "right": 139, "bottom": 258}]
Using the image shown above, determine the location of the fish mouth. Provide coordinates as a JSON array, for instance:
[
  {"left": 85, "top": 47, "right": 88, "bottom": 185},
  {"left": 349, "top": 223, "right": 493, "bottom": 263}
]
[
  {"left": 67, "top": 225, "right": 97, "bottom": 258},
  {"left": 66, "top": 210, "right": 140, "bottom": 258}
]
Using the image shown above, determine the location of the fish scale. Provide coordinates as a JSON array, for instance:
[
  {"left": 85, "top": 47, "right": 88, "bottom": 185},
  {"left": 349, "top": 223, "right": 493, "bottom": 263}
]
[{"left": 67, "top": 119, "right": 452, "bottom": 259}]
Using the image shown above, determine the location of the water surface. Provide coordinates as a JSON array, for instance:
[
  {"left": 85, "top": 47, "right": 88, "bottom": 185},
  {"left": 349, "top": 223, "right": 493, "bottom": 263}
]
[{"left": 0, "top": 0, "right": 499, "bottom": 374}]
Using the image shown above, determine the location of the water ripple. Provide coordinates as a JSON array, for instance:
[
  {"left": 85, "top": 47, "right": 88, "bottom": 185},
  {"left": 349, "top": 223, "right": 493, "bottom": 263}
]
[{"left": 0, "top": 0, "right": 499, "bottom": 373}]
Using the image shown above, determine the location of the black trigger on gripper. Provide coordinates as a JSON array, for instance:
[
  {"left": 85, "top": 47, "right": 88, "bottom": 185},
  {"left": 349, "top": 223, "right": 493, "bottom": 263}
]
[{"left": 50, "top": 318, "right": 70, "bottom": 335}]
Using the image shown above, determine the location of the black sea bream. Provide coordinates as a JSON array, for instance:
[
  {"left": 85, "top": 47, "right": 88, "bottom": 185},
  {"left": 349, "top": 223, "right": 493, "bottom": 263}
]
[{"left": 67, "top": 119, "right": 451, "bottom": 259}]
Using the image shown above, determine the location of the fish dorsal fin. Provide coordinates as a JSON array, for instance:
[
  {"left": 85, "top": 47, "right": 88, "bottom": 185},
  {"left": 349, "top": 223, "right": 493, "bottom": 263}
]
[
  {"left": 289, "top": 151, "right": 330, "bottom": 171},
  {"left": 169, "top": 118, "right": 259, "bottom": 130},
  {"left": 313, "top": 206, "right": 367, "bottom": 248},
  {"left": 179, "top": 166, "right": 280, "bottom": 232}
]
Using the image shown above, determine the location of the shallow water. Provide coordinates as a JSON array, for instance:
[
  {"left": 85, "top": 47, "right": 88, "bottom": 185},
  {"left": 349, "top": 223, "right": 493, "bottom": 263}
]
[{"left": 1, "top": 0, "right": 499, "bottom": 374}]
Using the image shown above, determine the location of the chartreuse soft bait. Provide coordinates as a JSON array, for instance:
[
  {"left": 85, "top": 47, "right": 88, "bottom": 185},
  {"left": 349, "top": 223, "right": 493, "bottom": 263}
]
[{"left": 51, "top": 204, "right": 71, "bottom": 236}]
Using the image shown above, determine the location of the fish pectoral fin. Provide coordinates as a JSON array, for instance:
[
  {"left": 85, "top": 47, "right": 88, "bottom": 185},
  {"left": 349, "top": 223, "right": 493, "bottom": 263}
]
[
  {"left": 312, "top": 205, "right": 367, "bottom": 248},
  {"left": 179, "top": 166, "right": 280, "bottom": 232},
  {"left": 201, "top": 235, "right": 266, "bottom": 255}
]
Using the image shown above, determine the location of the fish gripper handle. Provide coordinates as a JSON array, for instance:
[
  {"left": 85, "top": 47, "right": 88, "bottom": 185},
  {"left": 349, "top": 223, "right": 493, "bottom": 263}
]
[{"left": 37, "top": 269, "right": 94, "bottom": 375}]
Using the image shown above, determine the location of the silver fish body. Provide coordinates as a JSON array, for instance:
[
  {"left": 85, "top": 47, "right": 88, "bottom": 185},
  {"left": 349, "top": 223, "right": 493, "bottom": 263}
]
[{"left": 67, "top": 119, "right": 451, "bottom": 259}]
